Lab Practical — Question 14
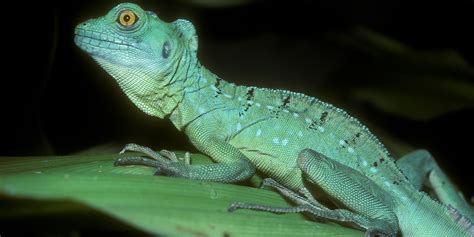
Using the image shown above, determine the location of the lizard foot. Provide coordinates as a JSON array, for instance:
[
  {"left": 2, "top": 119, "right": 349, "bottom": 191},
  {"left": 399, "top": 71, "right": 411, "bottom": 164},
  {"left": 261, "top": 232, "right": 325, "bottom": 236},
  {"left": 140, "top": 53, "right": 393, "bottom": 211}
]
[
  {"left": 259, "top": 178, "right": 329, "bottom": 210},
  {"left": 228, "top": 178, "right": 329, "bottom": 218},
  {"left": 114, "top": 143, "right": 191, "bottom": 174},
  {"left": 229, "top": 202, "right": 393, "bottom": 236}
]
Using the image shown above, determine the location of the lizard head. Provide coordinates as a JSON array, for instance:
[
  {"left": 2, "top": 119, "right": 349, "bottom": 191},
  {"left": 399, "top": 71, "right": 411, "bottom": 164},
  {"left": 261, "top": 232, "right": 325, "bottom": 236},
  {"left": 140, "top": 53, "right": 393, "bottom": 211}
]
[{"left": 74, "top": 3, "right": 199, "bottom": 118}]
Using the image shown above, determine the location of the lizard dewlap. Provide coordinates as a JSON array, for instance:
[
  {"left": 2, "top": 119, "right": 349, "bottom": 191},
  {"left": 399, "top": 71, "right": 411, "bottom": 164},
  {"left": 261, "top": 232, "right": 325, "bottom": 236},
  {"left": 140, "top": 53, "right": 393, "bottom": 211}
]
[{"left": 75, "top": 3, "right": 474, "bottom": 236}]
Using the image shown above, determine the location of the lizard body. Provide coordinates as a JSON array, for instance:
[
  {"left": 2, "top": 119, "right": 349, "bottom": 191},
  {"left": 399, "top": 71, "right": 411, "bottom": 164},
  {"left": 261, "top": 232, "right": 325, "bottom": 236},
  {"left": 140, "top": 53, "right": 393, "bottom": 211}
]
[{"left": 75, "top": 3, "right": 474, "bottom": 236}]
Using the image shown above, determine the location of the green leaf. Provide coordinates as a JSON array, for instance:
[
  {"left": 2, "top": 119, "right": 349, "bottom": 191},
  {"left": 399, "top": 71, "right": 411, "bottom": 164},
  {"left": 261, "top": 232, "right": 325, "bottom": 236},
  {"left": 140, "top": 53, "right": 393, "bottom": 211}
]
[{"left": 0, "top": 153, "right": 363, "bottom": 236}]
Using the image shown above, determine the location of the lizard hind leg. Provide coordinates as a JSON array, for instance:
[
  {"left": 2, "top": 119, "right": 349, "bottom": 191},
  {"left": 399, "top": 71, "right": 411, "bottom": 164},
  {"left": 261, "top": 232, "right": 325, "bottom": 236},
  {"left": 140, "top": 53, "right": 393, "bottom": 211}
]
[
  {"left": 228, "top": 148, "right": 399, "bottom": 236},
  {"left": 228, "top": 177, "right": 393, "bottom": 236},
  {"left": 397, "top": 149, "right": 474, "bottom": 221},
  {"left": 297, "top": 149, "right": 399, "bottom": 236}
]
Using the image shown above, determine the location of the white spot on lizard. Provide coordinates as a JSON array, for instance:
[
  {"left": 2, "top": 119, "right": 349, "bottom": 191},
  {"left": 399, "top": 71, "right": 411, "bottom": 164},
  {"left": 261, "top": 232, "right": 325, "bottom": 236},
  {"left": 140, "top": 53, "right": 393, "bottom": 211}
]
[
  {"left": 339, "top": 140, "right": 345, "bottom": 146},
  {"left": 293, "top": 113, "right": 299, "bottom": 117},
  {"left": 272, "top": 138, "right": 280, "bottom": 144},
  {"left": 267, "top": 105, "right": 274, "bottom": 110},
  {"left": 348, "top": 147, "right": 354, "bottom": 153},
  {"left": 317, "top": 126, "right": 325, "bottom": 132},
  {"left": 370, "top": 167, "right": 378, "bottom": 173},
  {"left": 298, "top": 131, "right": 303, "bottom": 137},
  {"left": 223, "top": 93, "right": 232, "bottom": 98},
  {"left": 237, "top": 97, "right": 242, "bottom": 101},
  {"left": 256, "top": 129, "right": 262, "bottom": 137},
  {"left": 282, "top": 138, "right": 289, "bottom": 146},
  {"left": 256, "top": 103, "right": 261, "bottom": 107},
  {"left": 198, "top": 107, "right": 205, "bottom": 114},
  {"left": 236, "top": 123, "right": 242, "bottom": 131},
  {"left": 283, "top": 109, "right": 289, "bottom": 113},
  {"left": 305, "top": 118, "right": 312, "bottom": 123},
  {"left": 362, "top": 160, "right": 368, "bottom": 167}
]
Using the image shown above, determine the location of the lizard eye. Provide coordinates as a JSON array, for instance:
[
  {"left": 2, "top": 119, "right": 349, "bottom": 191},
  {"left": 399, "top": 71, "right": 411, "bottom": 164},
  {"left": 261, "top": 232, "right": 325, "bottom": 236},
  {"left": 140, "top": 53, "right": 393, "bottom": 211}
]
[
  {"left": 162, "top": 41, "right": 171, "bottom": 59},
  {"left": 117, "top": 10, "right": 139, "bottom": 27}
]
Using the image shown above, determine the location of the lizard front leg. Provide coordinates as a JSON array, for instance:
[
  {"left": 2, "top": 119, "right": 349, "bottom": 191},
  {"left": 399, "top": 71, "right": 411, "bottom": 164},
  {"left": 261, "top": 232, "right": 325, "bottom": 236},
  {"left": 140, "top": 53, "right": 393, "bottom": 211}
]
[{"left": 115, "top": 138, "right": 256, "bottom": 183}]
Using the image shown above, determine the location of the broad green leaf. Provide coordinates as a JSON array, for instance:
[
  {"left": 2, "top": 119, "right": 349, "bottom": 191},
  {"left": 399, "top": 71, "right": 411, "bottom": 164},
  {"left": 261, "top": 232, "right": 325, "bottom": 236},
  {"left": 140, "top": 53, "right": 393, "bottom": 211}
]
[{"left": 0, "top": 153, "right": 363, "bottom": 236}]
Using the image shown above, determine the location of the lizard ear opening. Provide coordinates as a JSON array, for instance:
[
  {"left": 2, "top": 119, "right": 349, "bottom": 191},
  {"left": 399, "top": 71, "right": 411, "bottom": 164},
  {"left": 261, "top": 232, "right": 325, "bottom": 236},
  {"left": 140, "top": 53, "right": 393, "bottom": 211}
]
[{"left": 172, "top": 19, "right": 198, "bottom": 54}]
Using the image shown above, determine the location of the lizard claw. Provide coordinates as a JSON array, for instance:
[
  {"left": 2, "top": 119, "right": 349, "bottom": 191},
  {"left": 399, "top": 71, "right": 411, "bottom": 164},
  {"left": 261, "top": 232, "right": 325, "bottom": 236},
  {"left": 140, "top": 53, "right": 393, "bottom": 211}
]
[
  {"left": 159, "top": 150, "right": 191, "bottom": 165},
  {"left": 113, "top": 156, "right": 161, "bottom": 168},
  {"left": 159, "top": 149, "right": 179, "bottom": 162},
  {"left": 119, "top": 143, "right": 140, "bottom": 154}
]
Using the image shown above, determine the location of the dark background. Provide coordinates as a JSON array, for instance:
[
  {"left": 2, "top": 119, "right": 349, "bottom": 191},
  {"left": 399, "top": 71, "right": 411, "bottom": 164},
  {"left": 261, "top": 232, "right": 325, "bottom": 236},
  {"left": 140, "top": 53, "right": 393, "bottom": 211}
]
[{"left": 2, "top": 0, "right": 473, "bottom": 197}]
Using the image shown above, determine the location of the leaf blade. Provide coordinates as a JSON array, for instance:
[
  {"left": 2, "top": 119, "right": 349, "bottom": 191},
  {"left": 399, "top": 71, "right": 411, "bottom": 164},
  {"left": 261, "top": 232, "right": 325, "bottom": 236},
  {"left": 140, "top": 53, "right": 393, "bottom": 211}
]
[{"left": 0, "top": 154, "right": 363, "bottom": 237}]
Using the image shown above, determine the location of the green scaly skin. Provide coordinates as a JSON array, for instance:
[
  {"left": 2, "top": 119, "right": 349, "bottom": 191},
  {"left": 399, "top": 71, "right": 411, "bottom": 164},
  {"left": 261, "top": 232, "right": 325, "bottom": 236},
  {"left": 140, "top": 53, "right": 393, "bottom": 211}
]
[{"left": 74, "top": 3, "right": 474, "bottom": 236}]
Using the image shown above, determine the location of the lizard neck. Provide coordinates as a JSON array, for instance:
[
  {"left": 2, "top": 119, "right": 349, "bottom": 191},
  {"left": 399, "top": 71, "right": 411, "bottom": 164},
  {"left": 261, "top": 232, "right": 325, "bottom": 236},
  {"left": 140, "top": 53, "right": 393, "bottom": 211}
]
[{"left": 169, "top": 66, "right": 239, "bottom": 131}]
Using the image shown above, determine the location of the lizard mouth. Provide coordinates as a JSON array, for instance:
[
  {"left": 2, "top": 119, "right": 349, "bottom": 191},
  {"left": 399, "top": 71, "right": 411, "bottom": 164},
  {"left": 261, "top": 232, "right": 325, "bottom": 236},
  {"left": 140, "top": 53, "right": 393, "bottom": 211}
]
[{"left": 74, "top": 27, "right": 137, "bottom": 58}]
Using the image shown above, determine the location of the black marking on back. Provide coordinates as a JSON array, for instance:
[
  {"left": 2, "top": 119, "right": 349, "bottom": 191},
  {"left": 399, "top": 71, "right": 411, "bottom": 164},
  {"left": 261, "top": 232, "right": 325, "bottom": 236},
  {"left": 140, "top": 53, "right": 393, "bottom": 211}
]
[
  {"left": 308, "top": 111, "right": 330, "bottom": 131},
  {"left": 282, "top": 95, "right": 291, "bottom": 107},
  {"left": 273, "top": 94, "right": 292, "bottom": 118},
  {"left": 214, "top": 77, "right": 223, "bottom": 97},
  {"left": 246, "top": 87, "right": 255, "bottom": 100},
  {"left": 244, "top": 87, "right": 255, "bottom": 111},
  {"left": 347, "top": 132, "right": 362, "bottom": 146},
  {"left": 319, "top": 111, "right": 328, "bottom": 124},
  {"left": 239, "top": 87, "right": 255, "bottom": 117}
]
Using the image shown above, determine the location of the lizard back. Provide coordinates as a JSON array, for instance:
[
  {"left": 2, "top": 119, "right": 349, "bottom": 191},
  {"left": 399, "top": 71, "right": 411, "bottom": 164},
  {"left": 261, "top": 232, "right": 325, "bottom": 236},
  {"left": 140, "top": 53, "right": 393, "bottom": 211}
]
[{"left": 175, "top": 70, "right": 410, "bottom": 194}]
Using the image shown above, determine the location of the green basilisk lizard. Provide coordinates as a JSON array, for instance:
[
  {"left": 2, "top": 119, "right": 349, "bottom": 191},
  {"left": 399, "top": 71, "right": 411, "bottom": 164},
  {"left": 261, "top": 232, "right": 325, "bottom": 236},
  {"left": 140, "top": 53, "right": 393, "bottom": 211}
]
[{"left": 74, "top": 3, "right": 474, "bottom": 236}]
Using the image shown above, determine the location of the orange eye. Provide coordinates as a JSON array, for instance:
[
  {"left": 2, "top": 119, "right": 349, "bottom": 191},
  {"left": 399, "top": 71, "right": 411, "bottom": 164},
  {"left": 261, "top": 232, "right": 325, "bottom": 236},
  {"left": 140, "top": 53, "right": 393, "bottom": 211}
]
[{"left": 118, "top": 10, "right": 138, "bottom": 27}]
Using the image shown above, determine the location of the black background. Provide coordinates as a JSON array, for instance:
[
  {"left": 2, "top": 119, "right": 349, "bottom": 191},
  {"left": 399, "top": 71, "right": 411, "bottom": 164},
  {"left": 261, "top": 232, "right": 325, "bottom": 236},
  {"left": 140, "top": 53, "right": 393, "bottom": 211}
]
[{"left": 1, "top": 0, "right": 473, "bottom": 197}]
